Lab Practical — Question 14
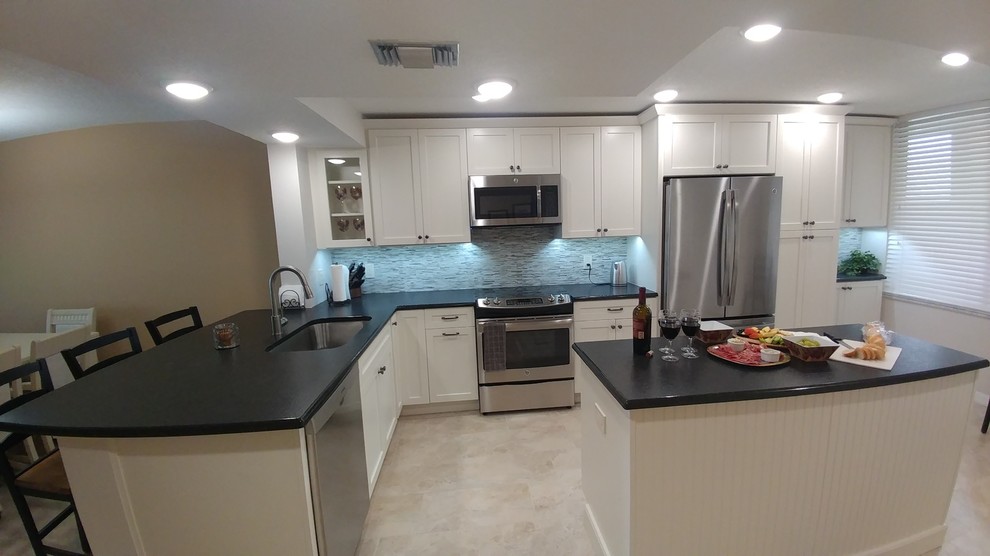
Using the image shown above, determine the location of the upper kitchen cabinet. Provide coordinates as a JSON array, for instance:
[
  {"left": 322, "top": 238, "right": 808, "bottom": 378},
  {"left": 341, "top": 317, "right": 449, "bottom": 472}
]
[
  {"left": 467, "top": 127, "right": 560, "bottom": 175},
  {"left": 309, "top": 149, "right": 374, "bottom": 248},
  {"left": 775, "top": 228, "right": 840, "bottom": 329},
  {"left": 776, "top": 115, "right": 844, "bottom": 231},
  {"left": 561, "top": 126, "right": 641, "bottom": 238},
  {"left": 368, "top": 129, "right": 470, "bottom": 246},
  {"left": 842, "top": 118, "right": 893, "bottom": 228},
  {"left": 661, "top": 114, "right": 777, "bottom": 176}
]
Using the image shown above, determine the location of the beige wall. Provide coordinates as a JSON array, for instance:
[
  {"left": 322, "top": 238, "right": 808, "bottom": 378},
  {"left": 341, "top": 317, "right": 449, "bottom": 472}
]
[{"left": 0, "top": 121, "right": 279, "bottom": 348}]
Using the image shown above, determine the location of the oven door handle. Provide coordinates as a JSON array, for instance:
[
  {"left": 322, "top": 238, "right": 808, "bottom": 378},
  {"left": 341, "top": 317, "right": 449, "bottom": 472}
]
[{"left": 495, "top": 317, "right": 574, "bottom": 332}]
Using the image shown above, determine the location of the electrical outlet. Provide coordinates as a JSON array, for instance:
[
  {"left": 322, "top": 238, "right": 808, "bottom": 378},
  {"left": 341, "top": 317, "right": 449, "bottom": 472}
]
[
  {"left": 583, "top": 255, "right": 593, "bottom": 268},
  {"left": 364, "top": 263, "right": 375, "bottom": 278}
]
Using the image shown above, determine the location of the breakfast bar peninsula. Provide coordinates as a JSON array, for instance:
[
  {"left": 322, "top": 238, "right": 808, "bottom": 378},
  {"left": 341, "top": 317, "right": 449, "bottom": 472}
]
[{"left": 573, "top": 324, "right": 988, "bottom": 556}]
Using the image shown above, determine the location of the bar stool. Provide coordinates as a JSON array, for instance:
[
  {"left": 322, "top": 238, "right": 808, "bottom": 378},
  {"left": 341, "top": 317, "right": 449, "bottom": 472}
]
[
  {"left": 0, "top": 359, "right": 90, "bottom": 555},
  {"left": 61, "top": 327, "right": 142, "bottom": 380},
  {"left": 144, "top": 306, "right": 203, "bottom": 346}
]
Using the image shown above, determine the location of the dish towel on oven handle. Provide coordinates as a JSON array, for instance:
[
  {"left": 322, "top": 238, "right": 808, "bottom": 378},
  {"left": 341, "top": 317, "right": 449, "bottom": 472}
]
[{"left": 482, "top": 322, "right": 507, "bottom": 371}]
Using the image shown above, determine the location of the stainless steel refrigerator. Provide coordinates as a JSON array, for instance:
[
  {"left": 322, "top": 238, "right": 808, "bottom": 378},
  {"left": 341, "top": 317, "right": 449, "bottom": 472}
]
[{"left": 662, "top": 176, "right": 782, "bottom": 326}]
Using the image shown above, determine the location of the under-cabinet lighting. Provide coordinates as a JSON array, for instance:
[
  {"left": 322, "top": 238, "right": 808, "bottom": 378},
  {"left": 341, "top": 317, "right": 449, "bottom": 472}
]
[
  {"left": 941, "top": 52, "right": 969, "bottom": 67},
  {"left": 272, "top": 132, "right": 299, "bottom": 143},
  {"left": 743, "top": 24, "right": 781, "bottom": 42},
  {"left": 165, "top": 81, "right": 211, "bottom": 100}
]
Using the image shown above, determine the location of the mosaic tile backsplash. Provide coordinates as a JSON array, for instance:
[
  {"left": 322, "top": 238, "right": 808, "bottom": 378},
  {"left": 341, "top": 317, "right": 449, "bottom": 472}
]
[
  {"left": 838, "top": 228, "right": 862, "bottom": 261},
  {"left": 325, "top": 226, "right": 629, "bottom": 293}
]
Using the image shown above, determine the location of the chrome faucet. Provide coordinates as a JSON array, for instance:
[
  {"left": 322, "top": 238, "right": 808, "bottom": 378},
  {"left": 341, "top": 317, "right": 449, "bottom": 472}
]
[{"left": 269, "top": 265, "right": 314, "bottom": 337}]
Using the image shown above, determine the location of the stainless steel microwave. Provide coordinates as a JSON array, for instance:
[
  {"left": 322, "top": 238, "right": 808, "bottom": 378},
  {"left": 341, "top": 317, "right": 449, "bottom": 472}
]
[{"left": 468, "top": 174, "right": 562, "bottom": 227}]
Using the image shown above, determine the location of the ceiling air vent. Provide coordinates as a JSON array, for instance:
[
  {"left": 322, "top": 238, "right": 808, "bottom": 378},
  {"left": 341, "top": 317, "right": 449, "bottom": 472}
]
[{"left": 370, "top": 41, "right": 459, "bottom": 69}]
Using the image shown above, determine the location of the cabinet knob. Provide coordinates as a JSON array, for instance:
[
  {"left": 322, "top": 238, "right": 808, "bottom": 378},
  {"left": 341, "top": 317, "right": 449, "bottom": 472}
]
[
  {"left": 509, "top": 165, "right": 515, "bottom": 172},
  {"left": 515, "top": 165, "right": 521, "bottom": 171},
  {"left": 603, "top": 228, "right": 609, "bottom": 233},
  {"left": 802, "top": 235, "right": 809, "bottom": 240},
  {"left": 366, "top": 237, "right": 372, "bottom": 242},
  {"left": 392, "top": 321, "right": 397, "bottom": 326},
  {"left": 850, "top": 218, "right": 856, "bottom": 223},
  {"left": 417, "top": 235, "right": 423, "bottom": 240},
  {"left": 808, "top": 235, "right": 815, "bottom": 239},
  {"left": 610, "top": 325, "right": 616, "bottom": 330},
  {"left": 716, "top": 164, "right": 723, "bottom": 169},
  {"left": 617, "top": 324, "right": 623, "bottom": 329},
  {"left": 378, "top": 366, "right": 386, "bottom": 374},
  {"left": 809, "top": 220, "right": 816, "bottom": 226},
  {"left": 424, "top": 234, "right": 430, "bottom": 239},
  {"left": 723, "top": 164, "right": 729, "bottom": 168},
  {"left": 802, "top": 221, "right": 809, "bottom": 226},
  {"left": 596, "top": 228, "right": 602, "bottom": 233}
]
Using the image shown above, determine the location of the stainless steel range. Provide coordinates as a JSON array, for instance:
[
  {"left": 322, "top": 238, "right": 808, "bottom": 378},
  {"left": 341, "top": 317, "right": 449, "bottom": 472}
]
[{"left": 475, "top": 293, "right": 575, "bottom": 414}]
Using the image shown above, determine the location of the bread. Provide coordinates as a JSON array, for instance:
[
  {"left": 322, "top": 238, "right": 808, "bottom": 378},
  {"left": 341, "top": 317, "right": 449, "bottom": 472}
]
[{"left": 843, "top": 334, "right": 887, "bottom": 361}]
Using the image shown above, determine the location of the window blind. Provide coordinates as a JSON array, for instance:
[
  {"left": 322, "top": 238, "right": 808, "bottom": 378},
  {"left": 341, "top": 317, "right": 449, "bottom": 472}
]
[{"left": 886, "top": 103, "right": 990, "bottom": 314}]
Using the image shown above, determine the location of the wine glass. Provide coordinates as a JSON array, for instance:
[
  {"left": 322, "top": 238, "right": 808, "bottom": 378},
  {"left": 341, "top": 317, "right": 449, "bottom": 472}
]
[
  {"left": 658, "top": 310, "right": 680, "bottom": 362},
  {"left": 680, "top": 309, "right": 701, "bottom": 359}
]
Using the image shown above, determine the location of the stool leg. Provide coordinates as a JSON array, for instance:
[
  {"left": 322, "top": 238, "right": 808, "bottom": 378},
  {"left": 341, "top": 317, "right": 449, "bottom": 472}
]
[{"left": 982, "top": 401, "right": 990, "bottom": 434}]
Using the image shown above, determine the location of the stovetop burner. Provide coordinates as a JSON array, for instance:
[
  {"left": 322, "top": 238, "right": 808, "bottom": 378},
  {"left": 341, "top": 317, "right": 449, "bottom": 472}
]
[{"left": 475, "top": 293, "right": 573, "bottom": 318}]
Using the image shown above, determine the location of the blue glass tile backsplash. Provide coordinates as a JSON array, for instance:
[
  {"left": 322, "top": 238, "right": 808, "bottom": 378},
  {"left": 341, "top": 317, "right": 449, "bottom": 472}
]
[{"left": 325, "top": 226, "right": 628, "bottom": 293}]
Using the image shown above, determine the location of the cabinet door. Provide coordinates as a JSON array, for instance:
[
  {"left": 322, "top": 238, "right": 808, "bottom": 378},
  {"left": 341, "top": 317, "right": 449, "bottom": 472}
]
[
  {"left": 392, "top": 310, "right": 429, "bottom": 406},
  {"left": 663, "top": 115, "right": 720, "bottom": 175},
  {"left": 560, "top": 127, "right": 601, "bottom": 238},
  {"left": 419, "top": 129, "right": 470, "bottom": 243},
  {"left": 514, "top": 128, "right": 560, "bottom": 174},
  {"left": 467, "top": 128, "right": 515, "bottom": 175},
  {"left": 836, "top": 281, "right": 883, "bottom": 325},
  {"left": 797, "top": 229, "right": 839, "bottom": 327},
  {"left": 368, "top": 130, "right": 423, "bottom": 245},
  {"left": 425, "top": 328, "right": 478, "bottom": 403},
  {"left": 358, "top": 359, "right": 383, "bottom": 495},
  {"left": 774, "top": 232, "right": 803, "bottom": 329},
  {"left": 375, "top": 333, "right": 398, "bottom": 449},
  {"left": 600, "top": 126, "right": 642, "bottom": 237},
  {"left": 574, "top": 319, "right": 619, "bottom": 343},
  {"left": 721, "top": 115, "right": 777, "bottom": 174},
  {"left": 843, "top": 123, "right": 891, "bottom": 227},
  {"left": 776, "top": 117, "right": 811, "bottom": 231},
  {"left": 309, "top": 149, "right": 374, "bottom": 248},
  {"left": 804, "top": 117, "right": 844, "bottom": 230}
]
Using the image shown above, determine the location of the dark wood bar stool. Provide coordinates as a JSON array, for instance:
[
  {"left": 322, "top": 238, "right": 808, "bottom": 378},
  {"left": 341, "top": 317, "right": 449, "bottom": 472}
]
[
  {"left": 0, "top": 359, "right": 91, "bottom": 555},
  {"left": 60, "top": 327, "right": 142, "bottom": 380},
  {"left": 144, "top": 306, "right": 203, "bottom": 346}
]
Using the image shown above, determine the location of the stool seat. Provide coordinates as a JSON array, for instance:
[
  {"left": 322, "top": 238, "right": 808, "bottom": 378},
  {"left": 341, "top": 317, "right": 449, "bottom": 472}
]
[{"left": 16, "top": 450, "right": 72, "bottom": 497}]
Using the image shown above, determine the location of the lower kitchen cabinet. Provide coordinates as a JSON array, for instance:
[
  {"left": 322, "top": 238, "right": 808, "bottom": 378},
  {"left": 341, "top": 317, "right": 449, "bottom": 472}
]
[
  {"left": 393, "top": 308, "right": 479, "bottom": 407},
  {"left": 775, "top": 229, "right": 840, "bottom": 329},
  {"left": 573, "top": 297, "right": 658, "bottom": 394},
  {"left": 836, "top": 281, "right": 883, "bottom": 325},
  {"left": 359, "top": 325, "right": 397, "bottom": 495}
]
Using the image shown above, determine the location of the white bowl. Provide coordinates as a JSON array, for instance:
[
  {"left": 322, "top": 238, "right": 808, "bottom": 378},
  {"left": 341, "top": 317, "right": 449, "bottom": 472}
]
[
  {"left": 760, "top": 348, "right": 781, "bottom": 363},
  {"left": 727, "top": 338, "right": 746, "bottom": 352}
]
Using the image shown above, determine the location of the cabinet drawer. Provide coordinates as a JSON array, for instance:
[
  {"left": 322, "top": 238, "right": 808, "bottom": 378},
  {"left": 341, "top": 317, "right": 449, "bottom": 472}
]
[
  {"left": 574, "top": 299, "right": 641, "bottom": 321},
  {"left": 423, "top": 307, "right": 474, "bottom": 329}
]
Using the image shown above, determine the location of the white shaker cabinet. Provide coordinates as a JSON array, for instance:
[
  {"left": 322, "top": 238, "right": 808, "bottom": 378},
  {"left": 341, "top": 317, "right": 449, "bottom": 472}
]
[
  {"left": 775, "top": 229, "right": 840, "bottom": 329},
  {"left": 662, "top": 114, "right": 777, "bottom": 176},
  {"left": 423, "top": 307, "right": 477, "bottom": 403},
  {"left": 368, "top": 129, "right": 470, "bottom": 245},
  {"left": 573, "top": 297, "right": 658, "bottom": 395},
  {"left": 358, "top": 325, "right": 397, "bottom": 495},
  {"left": 842, "top": 119, "right": 893, "bottom": 228},
  {"left": 391, "top": 310, "right": 429, "bottom": 406},
  {"left": 836, "top": 280, "right": 884, "bottom": 325},
  {"left": 560, "top": 126, "right": 641, "bottom": 238},
  {"left": 467, "top": 127, "right": 560, "bottom": 175},
  {"left": 309, "top": 149, "right": 375, "bottom": 247},
  {"left": 777, "top": 115, "right": 845, "bottom": 232}
]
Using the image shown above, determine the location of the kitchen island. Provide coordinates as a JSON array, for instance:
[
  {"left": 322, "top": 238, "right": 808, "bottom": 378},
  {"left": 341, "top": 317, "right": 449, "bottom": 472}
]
[
  {"left": 573, "top": 325, "right": 988, "bottom": 556},
  {"left": 0, "top": 283, "right": 653, "bottom": 556}
]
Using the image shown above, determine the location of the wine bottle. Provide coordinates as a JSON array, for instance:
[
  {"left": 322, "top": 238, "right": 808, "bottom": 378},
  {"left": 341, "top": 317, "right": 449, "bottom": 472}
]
[{"left": 632, "top": 287, "right": 652, "bottom": 355}]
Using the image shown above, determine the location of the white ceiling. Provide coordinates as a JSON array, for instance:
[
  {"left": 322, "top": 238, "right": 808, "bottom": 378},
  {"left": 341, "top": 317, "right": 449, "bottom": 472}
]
[{"left": 1, "top": 0, "right": 989, "bottom": 147}]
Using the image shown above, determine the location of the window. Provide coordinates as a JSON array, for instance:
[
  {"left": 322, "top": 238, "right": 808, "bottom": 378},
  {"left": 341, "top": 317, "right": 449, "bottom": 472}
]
[{"left": 886, "top": 103, "right": 990, "bottom": 315}]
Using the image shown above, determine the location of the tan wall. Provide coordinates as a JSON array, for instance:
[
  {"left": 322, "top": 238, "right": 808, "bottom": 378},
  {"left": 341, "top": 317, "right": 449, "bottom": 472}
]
[{"left": 0, "top": 121, "right": 279, "bottom": 348}]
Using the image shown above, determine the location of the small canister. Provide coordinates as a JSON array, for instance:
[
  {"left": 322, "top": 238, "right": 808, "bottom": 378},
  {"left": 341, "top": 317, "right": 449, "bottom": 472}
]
[{"left": 213, "top": 323, "right": 240, "bottom": 350}]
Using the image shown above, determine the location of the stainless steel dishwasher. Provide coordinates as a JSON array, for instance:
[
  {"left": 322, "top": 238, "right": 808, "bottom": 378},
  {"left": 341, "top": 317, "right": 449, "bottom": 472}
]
[{"left": 305, "top": 364, "right": 369, "bottom": 556}]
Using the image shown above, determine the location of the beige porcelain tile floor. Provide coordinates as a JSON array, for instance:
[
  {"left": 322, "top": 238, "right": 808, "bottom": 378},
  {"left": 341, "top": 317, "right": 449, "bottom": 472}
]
[{"left": 2, "top": 403, "right": 990, "bottom": 555}]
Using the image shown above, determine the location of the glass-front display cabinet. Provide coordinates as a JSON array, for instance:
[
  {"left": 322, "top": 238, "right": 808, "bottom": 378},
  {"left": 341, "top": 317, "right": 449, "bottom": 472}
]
[{"left": 309, "top": 150, "right": 374, "bottom": 247}]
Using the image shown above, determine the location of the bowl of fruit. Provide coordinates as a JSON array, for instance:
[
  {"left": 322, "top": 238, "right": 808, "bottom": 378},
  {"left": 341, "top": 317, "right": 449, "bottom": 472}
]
[
  {"left": 740, "top": 326, "right": 791, "bottom": 349},
  {"left": 783, "top": 333, "right": 840, "bottom": 362}
]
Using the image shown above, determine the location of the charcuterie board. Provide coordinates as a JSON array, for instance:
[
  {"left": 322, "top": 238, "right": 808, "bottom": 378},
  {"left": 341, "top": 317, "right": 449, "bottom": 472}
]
[{"left": 708, "top": 343, "right": 790, "bottom": 369}]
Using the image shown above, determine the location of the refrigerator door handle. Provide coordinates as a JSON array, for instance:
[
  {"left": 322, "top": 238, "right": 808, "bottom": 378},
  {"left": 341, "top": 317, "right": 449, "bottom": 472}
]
[
  {"left": 717, "top": 189, "right": 728, "bottom": 306},
  {"left": 727, "top": 189, "right": 739, "bottom": 306}
]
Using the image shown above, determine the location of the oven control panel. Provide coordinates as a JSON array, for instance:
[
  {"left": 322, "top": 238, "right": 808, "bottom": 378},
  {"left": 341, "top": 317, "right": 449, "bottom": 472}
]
[
  {"left": 477, "top": 293, "right": 571, "bottom": 308},
  {"left": 475, "top": 293, "right": 573, "bottom": 319}
]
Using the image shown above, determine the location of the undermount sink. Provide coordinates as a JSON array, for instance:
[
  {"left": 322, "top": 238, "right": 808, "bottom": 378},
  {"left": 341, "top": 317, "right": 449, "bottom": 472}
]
[{"left": 267, "top": 317, "right": 371, "bottom": 352}]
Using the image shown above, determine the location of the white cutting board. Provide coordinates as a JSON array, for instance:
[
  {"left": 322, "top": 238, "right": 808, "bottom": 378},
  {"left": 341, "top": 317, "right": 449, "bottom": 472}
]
[{"left": 828, "top": 340, "right": 901, "bottom": 371}]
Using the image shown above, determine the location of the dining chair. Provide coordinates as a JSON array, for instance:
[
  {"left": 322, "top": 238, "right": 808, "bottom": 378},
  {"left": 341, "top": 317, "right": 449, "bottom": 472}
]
[
  {"left": 61, "top": 327, "right": 142, "bottom": 380},
  {"left": 144, "top": 306, "right": 203, "bottom": 346},
  {"left": 30, "top": 326, "right": 96, "bottom": 390},
  {"left": 45, "top": 308, "right": 96, "bottom": 334},
  {"left": 0, "top": 346, "right": 18, "bottom": 520},
  {"left": 0, "top": 359, "right": 91, "bottom": 555}
]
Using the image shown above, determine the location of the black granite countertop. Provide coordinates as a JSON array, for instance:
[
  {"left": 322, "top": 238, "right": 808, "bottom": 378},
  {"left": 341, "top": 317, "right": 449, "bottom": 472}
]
[
  {"left": 0, "top": 283, "right": 654, "bottom": 438},
  {"left": 837, "top": 272, "right": 887, "bottom": 282},
  {"left": 573, "top": 324, "right": 988, "bottom": 410}
]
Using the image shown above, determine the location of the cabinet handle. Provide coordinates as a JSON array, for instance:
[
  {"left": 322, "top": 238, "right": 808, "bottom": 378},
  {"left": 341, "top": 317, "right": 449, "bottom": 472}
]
[
  {"left": 440, "top": 315, "right": 460, "bottom": 320},
  {"left": 509, "top": 165, "right": 514, "bottom": 172},
  {"left": 607, "top": 307, "right": 624, "bottom": 312},
  {"left": 723, "top": 164, "right": 729, "bottom": 168},
  {"left": 610, "top": 325, "right": 616, "bottom": 330},
  {"left": 417, "top": 235, "right": 423, "bottom": 240},
  {"left": 515, "top": 165, "right": 521, "bottom": 171},
  {"left": 809, "top": 220, "right": 816, "bottom": 226},
  {"left": 715, "top": 164, "right": 722, "bottom": 169},
  {"left": 378, "top": 366, "right": 386, "bottom": 374},
  {"left": 392, "top": 321, "right": 397, "bottom": 326},
  {"left": 617, "top": 324, "right": 623, "bottom": 329},
  {"left": 424, "top": 234, "right": 430, "bottom": 239},
  {"left": 802, "top": 235, "right": 809, "bottom": 240},
  {"left": 808, "top": 235, "right": 815, "bottom": 239},
  {"left": 850, "top": 218, "right": 856, "bottom": 223},
  {"left": 802, "top": 221, "right": 809, "bottom": 225},
  {"left": 442, "top": 332, "right": 461, "bottom": 337}
]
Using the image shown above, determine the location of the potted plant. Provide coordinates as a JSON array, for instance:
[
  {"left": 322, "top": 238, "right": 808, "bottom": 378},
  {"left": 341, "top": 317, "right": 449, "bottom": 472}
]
[{"left": 837, "top": 250, "right": 882, "bottom": 276}]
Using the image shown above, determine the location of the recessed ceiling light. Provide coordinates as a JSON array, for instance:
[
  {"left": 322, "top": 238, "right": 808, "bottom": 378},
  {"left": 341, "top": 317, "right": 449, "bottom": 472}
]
[
  {"left": 817, "top": 92, "right": 843, "bottom": 104},
  {"left": 271, "top": 132, "right": 299, "bottom": 143},
  {"left": 476, "top": 80, "right": 513, "bottom": 101},
  {"left": 743, "top": 24, "right": 782, "bottom": 42},
  {"left": 328, "top": 159, "right": 346, "bottom": 165},
  {"left": 472, "top": 94, "right": 491, "bottom": 103},
  {"left": 941, "top": 52, "right": 969, "bottom": 67},
  {"left": 354, "top": 171, "right": 362, "bottom": 177},
  {"left": 164, "top": 81, "right": 211, "bottom": 100},
  {"left": 653, "top": 89, "right": 678, "bottom": 103}
]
